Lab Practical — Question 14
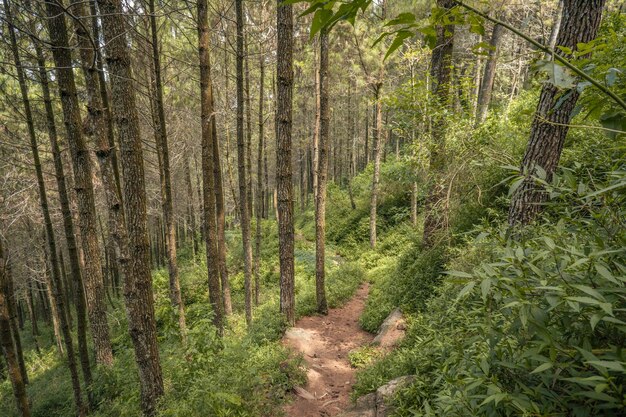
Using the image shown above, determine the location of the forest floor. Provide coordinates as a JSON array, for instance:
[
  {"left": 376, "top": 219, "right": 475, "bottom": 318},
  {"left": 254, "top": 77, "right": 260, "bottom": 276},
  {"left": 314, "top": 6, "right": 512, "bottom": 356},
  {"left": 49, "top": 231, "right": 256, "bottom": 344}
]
[{"left": 282, "top": 283, "right": 374, "bottom": 417}]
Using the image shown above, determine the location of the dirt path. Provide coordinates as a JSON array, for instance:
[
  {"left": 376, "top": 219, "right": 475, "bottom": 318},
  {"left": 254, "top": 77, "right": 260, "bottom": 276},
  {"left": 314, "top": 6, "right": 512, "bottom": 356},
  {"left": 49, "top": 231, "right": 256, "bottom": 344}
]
[{"left": 282, "top": 283, "right": 374, "bottom": 417}]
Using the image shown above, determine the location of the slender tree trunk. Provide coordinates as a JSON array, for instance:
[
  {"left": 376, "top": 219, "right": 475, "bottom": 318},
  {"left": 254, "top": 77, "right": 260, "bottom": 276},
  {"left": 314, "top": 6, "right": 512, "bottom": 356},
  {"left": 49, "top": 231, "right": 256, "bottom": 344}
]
[
  {"left": 315, "top": 29, "right": 330, "bottom": 315},
  {"left": 211, "top": 89, "right": 232, "bottom": 316},
  {"left": 7, "top": 4, "right": 87, "bottom": 413},
  {"left": 312, "top": 43, "right": 320, "bottom": 201},
  {"left": 44, "top": 0, "right": 113, "bottom": 367},
  {"left": 236, "top": 0, "right": 253, "bottom": 325},
  {"left": 545, "top": 0, "right": 564, "bottom": 59},
  {"left": 0, "top": 238, "right": 30, "bottom": 417},
  {"left": 509, "top": 0, "right": 605, "bottom": 226},
  {"left": 422, "top": 0, "right": 455, "bottom": 247},
  {"left": 96, "top": 0, "right": 166, "bottom": 414},
  {"left": 369, "top": 83, "right": 384, "bottom": 248},
  {"left": 276, "top": 0, "right": 296, "bottom": 325},
  {"left": 197, "top": 0, "right": 225, "bottom": 332},
  {"left": 2, "top": 246, "right": 27, "bottom": 384},
  {"left": 255, "top": 55, "right": 266, "bottom": 306},
  {"left": 147, "top": 0, "right": 187, "bottom": 343},
  {"left": 245, "top": 33, "right": 254, "bottom": 220},
  {"left": 184, "top": 156, "right": 199, "bottom": 257},
  {"left": 475, "top": 23, "right": 504, "bottom": 126}
]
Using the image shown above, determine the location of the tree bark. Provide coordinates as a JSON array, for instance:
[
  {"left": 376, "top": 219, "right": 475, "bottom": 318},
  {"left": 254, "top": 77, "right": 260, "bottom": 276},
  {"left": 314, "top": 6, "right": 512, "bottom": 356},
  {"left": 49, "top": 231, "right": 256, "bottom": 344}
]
[
  {"left": 509, "top": 0, "right": 605, "bottom": 226},
  {"left": 147, "top": 0, "right": 187, "bottom": 343},
  {"left": 315, "top": 29, "right": 330, "bottom": 315},
  {"left": 422, "top": 0, "right": 455, "bottom": 247},
  {"left": 255, "top": 54, "right": 266, "bottom": 306},
  {"left": 197, "top": 0, "right": 225, "bottom": 333},
  {"left": 475, "top": 23, "right": 504, "bottom": 126},
  {"left": 276, "top": 0, "right": 296, "bottom": 325},
  {"left": 96, "top": 0, "right": 165, "bottom": 413},
  {"left": 0, "top": 238, "right": 30, "bottom": 417},
  {"left": 44, "top": 0, "right": 113, "bottom": 367},
  {"left": 236, "top": 0, "right": 253, "bottom": 325},
  {"left": 7, "top": 3, "right": 87, "bottom": 413},
  {"left": 211, "top": 88, "right": 232, "bottom": 316},
  {"left": 369, "top": 83, "right": 384, "bottom": 248}
]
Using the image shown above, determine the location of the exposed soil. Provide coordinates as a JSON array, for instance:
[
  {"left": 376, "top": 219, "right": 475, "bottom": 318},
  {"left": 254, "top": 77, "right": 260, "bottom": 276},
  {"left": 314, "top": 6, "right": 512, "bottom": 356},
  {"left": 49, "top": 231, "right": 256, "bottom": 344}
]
[{"left": 282, "top": 283, "right": 374, "bottom": 417}]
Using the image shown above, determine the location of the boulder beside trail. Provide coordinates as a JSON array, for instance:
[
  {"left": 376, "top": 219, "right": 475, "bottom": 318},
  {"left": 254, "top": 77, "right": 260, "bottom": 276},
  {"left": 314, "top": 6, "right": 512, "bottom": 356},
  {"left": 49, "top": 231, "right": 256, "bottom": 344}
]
[
  {"left": 372, "top": 308, "right": 406, "bottom": 348},
  {"left": 336, "top": 375, "right": 415, "bottom": 417}
]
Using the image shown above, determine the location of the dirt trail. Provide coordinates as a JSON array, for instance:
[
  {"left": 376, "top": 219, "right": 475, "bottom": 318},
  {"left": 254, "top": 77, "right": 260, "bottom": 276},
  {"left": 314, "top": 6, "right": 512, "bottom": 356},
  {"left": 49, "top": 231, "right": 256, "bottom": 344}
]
[{"left": 282, "top": 283, "right": 374, "bottom": 417}]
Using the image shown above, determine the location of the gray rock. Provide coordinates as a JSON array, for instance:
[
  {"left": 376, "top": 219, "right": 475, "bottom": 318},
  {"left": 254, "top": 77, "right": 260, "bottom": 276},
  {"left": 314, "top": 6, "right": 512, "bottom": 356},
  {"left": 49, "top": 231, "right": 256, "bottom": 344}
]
[
  {"left": 372, "top": 309, "right": 406, "bottom": 348},
  {"left": 336, "top": 375, "right": 415, "bottom": 417}
]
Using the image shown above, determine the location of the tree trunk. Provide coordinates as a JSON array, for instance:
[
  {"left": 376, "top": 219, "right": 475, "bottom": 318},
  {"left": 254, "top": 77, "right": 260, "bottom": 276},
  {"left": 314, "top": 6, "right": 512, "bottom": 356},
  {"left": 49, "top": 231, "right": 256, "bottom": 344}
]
[
  {"left": 312, "top": 42, "right": 321, "bottom": 201},
  {"left": 255, "top": 54, "right": 266, "bottom": 306},
  {"left": 315, "top": 29, "right": 330, "bottom": 315},
  {"left": 475, "top": 23, "right": 504, "bottom": 126},
  {"left": 245, "top": 33, "right": 254, "bottom": 221},
  {"left": 422, "top": 0, "right": 455, "bottom": 248},
  {"left": 211, "top": 88, "right": 232, "bottom": 316},
  {"left": 184, "top": 155, "right": 199, "bottom": 257},
  {"left": 509, "top": 0, "right": 605, "bottom": 226},
  {"left": 545, "top": 0, "right": 564, "bottom": 59},
  {"left": 96, "top": 0, "right": 166, "bottom": 413},
  {"left": 369, "top": 84, "right": 384, "bottom": 248},
  {"left": 236, "top": 0, "right": 253, "bottom": 325},
  {"left": 197, "top": 0, "right": 225, "bottom": 333},
  {"left": 0, "top": 238, "right": 30, "bottom": 417},
  {"left": 44, "top": 0, "right": 113, "bottom": 367},
  {"left": 276, "top": 0, "right": 296, "bottom": 326},
  {"left": 7, "top": 4, "right": 87, "bottom": 413},
  {"left": 147, "top": 0, "right": 187, "bottom": 343}
]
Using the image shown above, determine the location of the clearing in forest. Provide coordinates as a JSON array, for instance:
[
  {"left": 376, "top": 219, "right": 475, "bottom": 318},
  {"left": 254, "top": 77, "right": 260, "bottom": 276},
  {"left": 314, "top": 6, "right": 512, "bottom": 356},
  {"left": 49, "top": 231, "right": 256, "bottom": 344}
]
[{"left": 283, "top": 283, "right": 373, "bottom": 417}]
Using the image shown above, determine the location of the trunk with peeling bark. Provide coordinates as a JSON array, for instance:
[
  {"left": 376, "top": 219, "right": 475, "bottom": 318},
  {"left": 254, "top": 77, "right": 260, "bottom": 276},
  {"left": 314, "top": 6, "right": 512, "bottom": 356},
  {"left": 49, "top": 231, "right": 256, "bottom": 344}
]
[{"left": 96, "top": 0, "right": 165, "bottom": 414}]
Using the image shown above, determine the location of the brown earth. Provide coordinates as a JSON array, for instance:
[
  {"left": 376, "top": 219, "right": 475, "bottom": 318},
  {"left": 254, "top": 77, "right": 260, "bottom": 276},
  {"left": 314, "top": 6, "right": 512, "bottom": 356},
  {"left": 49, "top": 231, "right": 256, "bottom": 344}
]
[{"left": 282, "top": 283, "right": 374, "bottom": 417}]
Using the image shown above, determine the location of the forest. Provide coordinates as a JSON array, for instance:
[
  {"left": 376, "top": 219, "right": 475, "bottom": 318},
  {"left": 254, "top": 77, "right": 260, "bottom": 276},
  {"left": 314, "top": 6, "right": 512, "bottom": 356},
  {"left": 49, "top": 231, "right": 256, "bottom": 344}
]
[{"left": 0, "top": 0, "right": 624, "bottom": 416}]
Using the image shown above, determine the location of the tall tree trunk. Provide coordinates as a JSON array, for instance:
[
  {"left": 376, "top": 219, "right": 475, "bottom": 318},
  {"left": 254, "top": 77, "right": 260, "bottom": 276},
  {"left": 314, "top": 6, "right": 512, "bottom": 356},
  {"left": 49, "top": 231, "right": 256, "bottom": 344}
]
[
  {"left": 255, "top": 54, "right": 266, "bottom": 306},
  {"left": 276, "top": 0, "right": 296, "bottom": 326},
  {"left": 7, "top": 4, "right": 87, "bottom": 413},
  {"left": 509, "top": 0, "right": 605, "bottom": 226},
  {"left": 236, "top": 0, "right": 253, "bottom": 325},
  {"left": 245, "top": 33, "right": 254, "bottom": 220},
  {"left": 0, "top": 238, "right": 30, "bottom": 417},
  {"left": 2, "top": 242, "right": 27, "bottom": 384},
  {"left": 197, "top": 0, "right": 225, "bottom": 332},
  {"left": 312, "top": 42, "right": 320, "bottom": 201},
  {"left": 315, "top": 29, "right": 330, "bottom": 315},
  {"left": 184, "top": 155, "right": 199, "bottom": 257},
  {"left": 96, "top": 0, "right": 165, "bottom": 414},
  {"left": 44, "top": 0, "right": 113, "bottom": 367},
  {"left": 147, "top": 0, "right": 187, "bottom": 343},
  {"left": 422, "top": 0, "right": 455, "bottom": 247},
  {"left": 369, "top": 83, "right": 384, "bottom": 248},
  {"left": 475, "top": 23, "right": 504, "bottom": 126},
  {"left": 211, "top": 88, "right": 232, "bottom": 316}
]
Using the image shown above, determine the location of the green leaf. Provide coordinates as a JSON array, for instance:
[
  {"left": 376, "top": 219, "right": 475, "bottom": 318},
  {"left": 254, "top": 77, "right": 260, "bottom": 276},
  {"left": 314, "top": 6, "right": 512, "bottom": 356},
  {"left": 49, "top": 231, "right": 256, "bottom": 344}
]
[
  {"left": 530, "top": 362, "right": 553, "bottom": 374},
  {"left": 456, "top": 281, "right": 476, "bottom": 300},
  {"left": 586, "top": 360, "right": 625, "bottom": 372},
  {"left": 386, "top": 12, "right": 416, "bottom": 27},
  {"left": 310, "top": 9, "right": 333, "bottom": 38},
  {"left": 480, "top": 278, "right": 491, "bottom": 300},
  {"left": 595, "top": 264, "right": 618, "bottom": 284},
  {"left": 445, "top": 270, "right": 473, "bottom": 278},
  {"left": 384, "top": 30, "right": 413, "bottom": 61}
]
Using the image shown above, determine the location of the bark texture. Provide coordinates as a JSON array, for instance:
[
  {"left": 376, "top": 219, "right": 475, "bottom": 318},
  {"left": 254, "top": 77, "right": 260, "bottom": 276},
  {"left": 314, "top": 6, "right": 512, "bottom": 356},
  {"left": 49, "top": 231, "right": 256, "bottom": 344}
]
[
  {"left": 508, "top": 0, "right": 605, "bottom": 226},
  {"left": 236, "top": 0, "right": 253, "bottom": 325},
  {"left": 44, "top": 0, "right": 113, "bottom": 367},
  {"left": 276, "top": 0, "right": 296, "bottom": 326},
  {"left": 197, "top": 0, "right": 225, "bottom": 333},
  {"left": 315, "top": 29, "right": 330, "bottom": 315},
  {"left": 96, "top": 0, "right": 165, "bottom": 414},
  {"left": 475, "top": 23, "right": 504, "bottom": 126}
]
